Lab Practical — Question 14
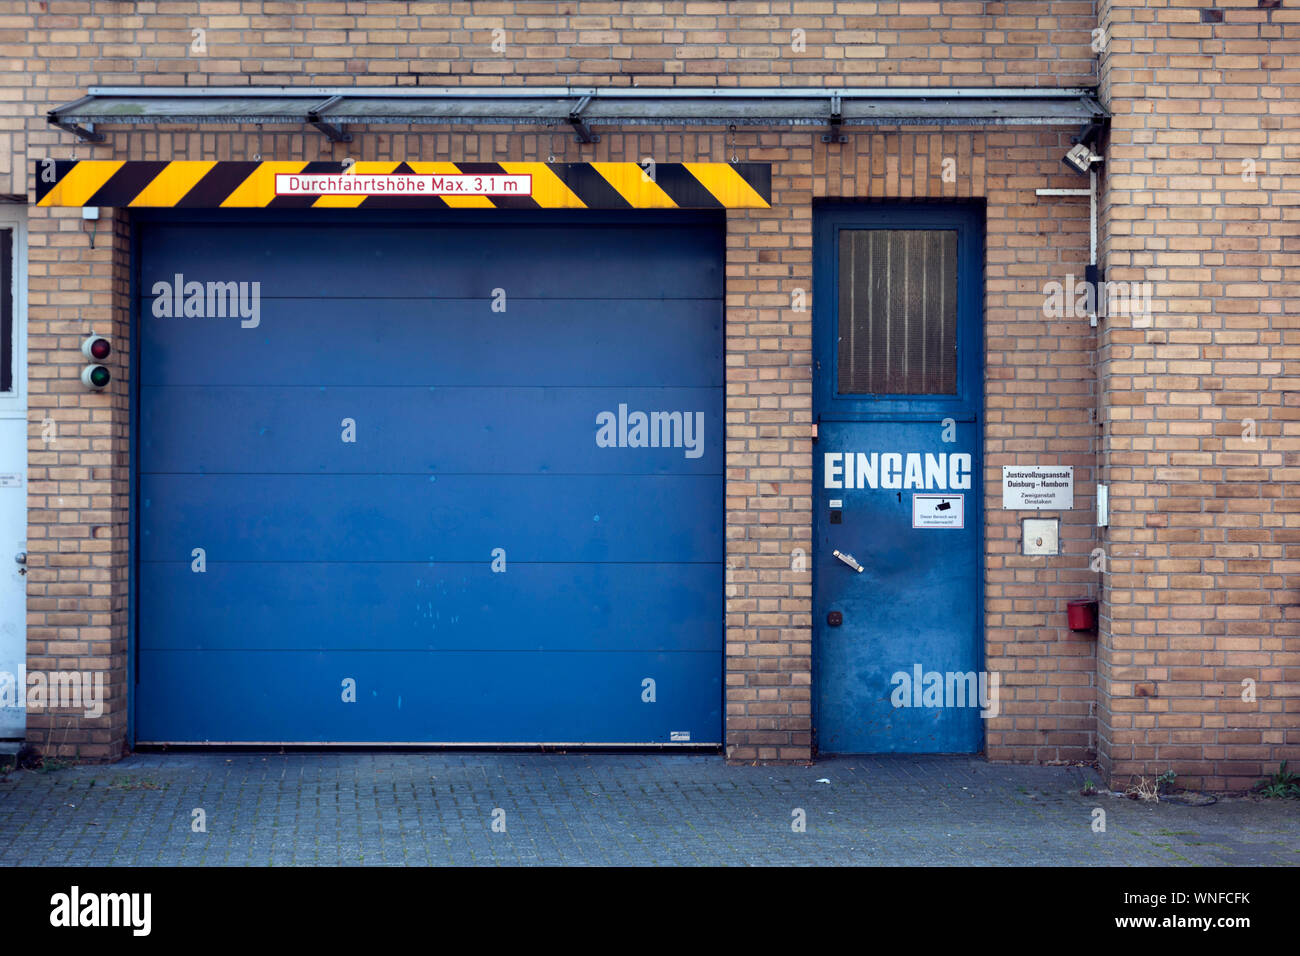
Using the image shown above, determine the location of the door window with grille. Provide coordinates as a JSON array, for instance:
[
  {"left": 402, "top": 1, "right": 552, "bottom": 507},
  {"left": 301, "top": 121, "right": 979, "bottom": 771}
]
[{"left": 837, "top": 229, "right": 957, "bottom": 396}]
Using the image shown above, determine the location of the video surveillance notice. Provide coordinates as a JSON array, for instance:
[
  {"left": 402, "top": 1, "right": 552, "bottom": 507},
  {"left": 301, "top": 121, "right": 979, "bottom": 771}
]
[{"left": 912, "top": 493, "right": 965, "bottom": 529}]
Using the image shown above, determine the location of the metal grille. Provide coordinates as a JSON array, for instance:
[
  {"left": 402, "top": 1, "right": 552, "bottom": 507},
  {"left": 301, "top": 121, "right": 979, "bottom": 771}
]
[{"left": 837, "top": 229, "right": 957, "bottom": 395}]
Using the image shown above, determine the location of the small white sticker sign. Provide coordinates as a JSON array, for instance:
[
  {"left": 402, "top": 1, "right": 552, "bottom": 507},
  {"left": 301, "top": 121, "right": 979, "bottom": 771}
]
[
  {"left": 1003, "top": 466, "right": 1073, "bottom": 510},
  {"left": 0, "top": 474, "right": 21, "bottom": 488},
  {"left": 670, "top": 731, "right": 690, "bottom": 742},
  {"left": 912, "top": 494, "right": 964, "bottom": 529}
]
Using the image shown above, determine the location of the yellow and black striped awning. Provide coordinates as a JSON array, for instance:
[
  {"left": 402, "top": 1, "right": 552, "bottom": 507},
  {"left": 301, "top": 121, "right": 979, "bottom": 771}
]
[{"left": 34, "top": 160, "right": 770, "bottom": 209}]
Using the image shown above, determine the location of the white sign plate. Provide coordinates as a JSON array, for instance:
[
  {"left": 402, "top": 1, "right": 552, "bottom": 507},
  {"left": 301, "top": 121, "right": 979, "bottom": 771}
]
[
  {"left": 275, "top": 173, "right": 533, "bottom": 197},
  {"left": 1003, "top": 466, "right": 1073, "bottom": 510},
  {"left": 912, "top": 493, "right": 964, "bottom": 529},
  {"left": 0, "top": 474, "right": 21, "bottom": 488}
]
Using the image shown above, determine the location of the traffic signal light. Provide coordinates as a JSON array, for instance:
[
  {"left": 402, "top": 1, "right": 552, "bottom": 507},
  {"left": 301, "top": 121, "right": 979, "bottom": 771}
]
[{"left": 80, "top": 335, "right": 111, "bottom": 389}]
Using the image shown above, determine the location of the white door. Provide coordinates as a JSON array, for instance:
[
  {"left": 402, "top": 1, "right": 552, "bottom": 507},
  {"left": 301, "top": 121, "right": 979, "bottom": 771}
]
[{"left": 0, "top": 206, "right": 26, "bottom": 739}]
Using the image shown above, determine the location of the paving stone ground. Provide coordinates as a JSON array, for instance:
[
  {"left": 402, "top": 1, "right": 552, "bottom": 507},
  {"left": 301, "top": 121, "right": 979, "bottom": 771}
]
[{"left": 0, "top": 753, "right": 1296, "bottom": 866}]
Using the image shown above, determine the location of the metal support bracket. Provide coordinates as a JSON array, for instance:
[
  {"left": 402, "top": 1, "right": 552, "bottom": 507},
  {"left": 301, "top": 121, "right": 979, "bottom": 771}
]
[
  {"left": 821, "top": 92, "right": 847, "bottom": 144},
  {"left": 51, "top": 121, "right": 104, "bottom": 143},
  {"left": 306, "top": 96, "right": 353, "bottom": 143},
  {"left": 47, "top": 101, "right": 105, "bottom": 143},
  {"left": 47, "top": 96, "right": 107, "bottom": 143},
  {"left": 569, "top": 94, "right": 599, "bottom": 144},
  {"left": 1071, "top": 119, "right": 1105, "bottom": 148}
]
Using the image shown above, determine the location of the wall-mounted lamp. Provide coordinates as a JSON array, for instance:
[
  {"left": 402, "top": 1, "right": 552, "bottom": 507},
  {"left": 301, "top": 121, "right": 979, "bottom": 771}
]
[{"left": 1062, "top": 143, "right": 1103, "bottom": 175}]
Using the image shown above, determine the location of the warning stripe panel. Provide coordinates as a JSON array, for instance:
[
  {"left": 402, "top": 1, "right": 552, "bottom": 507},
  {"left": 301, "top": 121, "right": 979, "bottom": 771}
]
[
  {"left": 129, "top": 161, "right": 216, "bottom": 207},
  {"left": 85, "top": 161, "right": 169, "bottom": 208},
  {"left": 352, "top": 161, "right": 451, "bottom": 210},
  {"left": 221, "top": 160, "right": 309, "bottom": 208},
  {"left": 267, "top": 161, "right": 346, "bottom": 209},
  {"left": 311, "top": 161, "right": 401, "bottom": 208},
  {"left": 499, "top": 162, "right": 586, "bottom": 209},
  {"left": 33, "top": 160, "right": 772, "bottom": 209},
  {"left": 591, "top": 162, "right": 677, "bottom": 208},
  {"left": 37, "top": 160, "right": 124, "bottom": 207},
  {"left": 682, "top": 162, "right": 770, "bottom": 209},
  {"left": 176, "top": 162, "right": 259, "bottom": 208},
  {"left": 443, "top": 162, "right": 539, "bottom": 211},
  {"left": 407, "top": 162, "right": 493, "bottom": 208}
]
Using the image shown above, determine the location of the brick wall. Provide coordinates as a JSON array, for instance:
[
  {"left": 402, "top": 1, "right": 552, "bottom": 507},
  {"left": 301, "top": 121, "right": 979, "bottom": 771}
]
[
  {"left": 23, "top": 205, "right": 131, "bottom": 760},
  {"left": 1097, "top": 0, "right": 1300, "bottom": 791},
  {"left": 10, "top": 2, "right": 1124, "bottom": 772}
]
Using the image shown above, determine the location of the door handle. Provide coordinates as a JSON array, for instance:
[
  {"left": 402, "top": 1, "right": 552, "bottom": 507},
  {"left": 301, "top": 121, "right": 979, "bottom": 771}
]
[
  {"left": 832, "top": 549, "right": 864, "bottom": 573},
  {"left": 15, "top": 552, "right": 25, "bottom": 565}
]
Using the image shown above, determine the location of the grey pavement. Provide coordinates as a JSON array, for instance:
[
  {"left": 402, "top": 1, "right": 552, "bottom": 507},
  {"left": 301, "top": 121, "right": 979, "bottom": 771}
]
[{"left": 1, "top": 753, "right": 1296, "bottom": 866}]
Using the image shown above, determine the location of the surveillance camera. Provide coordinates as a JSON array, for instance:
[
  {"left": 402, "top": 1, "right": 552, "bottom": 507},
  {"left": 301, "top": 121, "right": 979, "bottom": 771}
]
[{"left": 1063, "top": 143, "right": 1102, "bottom": 175}]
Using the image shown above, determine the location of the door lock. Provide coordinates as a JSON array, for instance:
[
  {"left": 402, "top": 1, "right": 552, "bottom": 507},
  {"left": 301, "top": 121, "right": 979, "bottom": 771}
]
[
  {"left": 832, "top": 549, "right": 864, "bottom": 573},
  {"left": 15, "top": 552, "right": 26, "bottom": 576},
  {"left": 827, "top": 611, "right": 843, "bottom": 627}
]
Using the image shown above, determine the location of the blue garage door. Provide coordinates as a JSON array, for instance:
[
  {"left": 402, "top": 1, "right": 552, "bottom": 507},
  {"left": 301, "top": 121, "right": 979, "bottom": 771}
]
[{"left": 134, "top": 211, "right": 724, "bottom": 745}]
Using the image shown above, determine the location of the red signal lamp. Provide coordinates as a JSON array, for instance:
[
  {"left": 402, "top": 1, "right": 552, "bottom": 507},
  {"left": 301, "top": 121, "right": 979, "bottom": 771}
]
[
  {"left": 80, "top": 335, "right": 112, "bottom": 390},
  {"left": 81, "top": 335, "right": 111, "bottom": 361}
]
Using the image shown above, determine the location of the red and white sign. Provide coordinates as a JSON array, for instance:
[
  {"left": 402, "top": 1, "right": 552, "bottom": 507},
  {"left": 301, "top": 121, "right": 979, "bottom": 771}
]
[{"left": 275, "top": 173, "right": 532, "bottom": 197}]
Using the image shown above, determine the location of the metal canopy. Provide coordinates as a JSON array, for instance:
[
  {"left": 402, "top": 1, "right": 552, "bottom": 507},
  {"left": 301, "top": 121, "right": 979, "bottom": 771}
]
[{"left": 50, "top": 86, "right": 1107, "bottom": 144}]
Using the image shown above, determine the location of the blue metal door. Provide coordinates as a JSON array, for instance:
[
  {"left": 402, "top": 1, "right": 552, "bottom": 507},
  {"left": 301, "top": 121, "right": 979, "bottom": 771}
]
[
  {"left": 813, "top": 204, "right": 984, "bottom": 754},
  {"left": 133, "top": 210, "right": 724, "bottom": 745}
]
